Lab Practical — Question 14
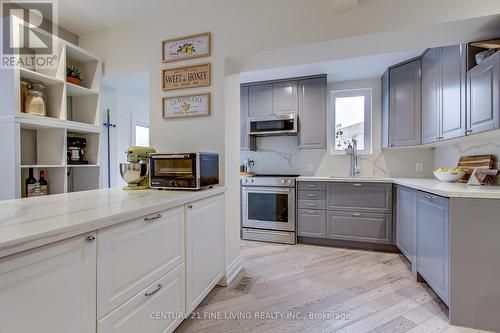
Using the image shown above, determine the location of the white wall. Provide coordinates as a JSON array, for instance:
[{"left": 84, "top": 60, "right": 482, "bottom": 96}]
[
  {"left": 241, "top": 78, "right": 435, "bottom": 177},
  {"left": 78, "top": 0, "right": 500, "bottom": 276}
]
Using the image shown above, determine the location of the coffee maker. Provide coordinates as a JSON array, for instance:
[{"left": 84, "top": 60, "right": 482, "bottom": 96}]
[{"left": 67, "top": 137, "right": 87, "bottom": 164}]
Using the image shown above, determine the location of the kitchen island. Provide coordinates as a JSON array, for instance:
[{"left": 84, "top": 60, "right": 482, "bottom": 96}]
[
  {"left": 0, "top": 186, "right": 226, "bottom": 333},
  {"left": 297, "top": 176, "right": 500, "bottom": 332}
]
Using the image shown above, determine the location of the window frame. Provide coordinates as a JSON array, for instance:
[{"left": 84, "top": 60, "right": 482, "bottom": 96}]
[
  {"left": 329, "top": 88, "right": 372, "bottom": 155},
  {"left": 134, "top": 120, "right": 150, "bottom": 147}
]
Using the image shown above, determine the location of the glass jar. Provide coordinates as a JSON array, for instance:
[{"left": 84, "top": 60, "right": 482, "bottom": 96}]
[
  {"left": 25, "top": 83, "right": 47, "bottom": 116},
  {"left": 20, "top": 81, "right": 30, "bottom": 113}
]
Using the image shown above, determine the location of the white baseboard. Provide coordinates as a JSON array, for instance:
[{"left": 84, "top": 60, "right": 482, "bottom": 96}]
[{"left": 218, "top": 255, "right": 244, "bottom": 286}]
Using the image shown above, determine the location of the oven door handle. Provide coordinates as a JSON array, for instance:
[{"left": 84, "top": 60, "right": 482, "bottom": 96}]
[{"left": 243, "top": 187, "right": 292, "bottom": 193}]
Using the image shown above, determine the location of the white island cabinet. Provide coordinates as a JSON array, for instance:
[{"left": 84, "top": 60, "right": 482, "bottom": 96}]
[
  {"left": 0, "top": 187, "right": 226, "bottom": 333},
  {"left": 0, "top": 232, "right": 97, "bottom": 333}
]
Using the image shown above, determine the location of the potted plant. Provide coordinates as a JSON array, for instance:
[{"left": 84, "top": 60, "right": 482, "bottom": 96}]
[{"left": 66, "top": 65, "right": 83, "bottom": 85}]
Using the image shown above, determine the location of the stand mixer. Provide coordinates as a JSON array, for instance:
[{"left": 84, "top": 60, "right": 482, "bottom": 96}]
[{"left": 119, "top": 146, "right": 156, "bottom": 190}]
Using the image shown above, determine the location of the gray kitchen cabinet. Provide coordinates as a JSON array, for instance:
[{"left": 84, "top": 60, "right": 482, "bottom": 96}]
[
  {"left": 298, "top": 199, "right": 326, "bottom": 210},
  {"left": 240, "top": 86, "right": 256, "bottom": 151},
  {"left": 441, "top": 44, "right": 466, "bottom": 140},
  {"left": 273, "top": 81, "right": 298, "bottom": 115},
  {"left": 326, "top": 182, "right": 392, "bottom": 213},
  {"left": 417, "top": 191, "right": 450, "bottom": 305},
  {"left": 381, "top": 70, "right": 390, "bottom": 148},
  {"left": 395, "top": 185, "right": 417, "bottom": 263},
  {"left": 421, "top": 47, "right": 441, "bottom": 144},
  {"left": 422, "top": 45, "right": 466, "bottom": 144},
  {"left": 248, "top": 83, "right": 273, "bottom": 118},
  {"left": 326, "top": 211, "right": 392, "bottom": 244},
  {"left": 297, "top": 181, "right": 326, "bottom": 191},
  {"left": 467, "top": 51, "right": 500, "bottom": 135},
  {"left": 387, "top": 59, "right": 422, "bottom": 147},
  {"left": 298, "top": 209, "right": 326, "bottom": 238},
  {"left": 298, "top": 77, "right": 326, "bottom": 150},
  {"left": 298, "top": 190, "right": 326, "bottom": 200}
]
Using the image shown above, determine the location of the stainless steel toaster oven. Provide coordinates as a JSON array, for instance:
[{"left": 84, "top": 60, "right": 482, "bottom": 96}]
[{"left": 149, "top": 152, "right": 219, "bottom": 190}]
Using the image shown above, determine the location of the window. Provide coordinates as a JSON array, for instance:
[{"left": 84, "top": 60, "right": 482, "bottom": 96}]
[
  {"left": 330, "top": 89, "right": 372, "bottom": 154},
  {"left": 135, "top": 121, "right": 150, "bottom": 147}
]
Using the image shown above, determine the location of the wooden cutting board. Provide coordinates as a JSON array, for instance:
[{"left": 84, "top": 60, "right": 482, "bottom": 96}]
[{"left": 456, "top": 155, "right": 495, "bottom": 182}]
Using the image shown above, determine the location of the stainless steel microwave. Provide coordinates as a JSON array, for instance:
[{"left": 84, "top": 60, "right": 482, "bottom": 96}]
[
  {"left": 248, "top": 114, "right": 298, "bottom": 136},
  {"left": 149, "top": 152, "right": 219, "bottom": 190}
]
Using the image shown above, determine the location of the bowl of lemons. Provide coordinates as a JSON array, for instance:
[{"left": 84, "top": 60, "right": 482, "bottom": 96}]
[{"left": 433, "top": 167, "right": 466, "bottom": 182}]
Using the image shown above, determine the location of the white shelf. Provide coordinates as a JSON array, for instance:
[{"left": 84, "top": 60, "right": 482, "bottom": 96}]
[
  {"left": 66, "top": 82, "right": 98, "bottom": 97},
  {"left": 19, "top": 67, "right": 64, "bottom": 86},
  {"left": 67, "top": 164, "right": 99, "bottom": 168},
  {"left": 16, "top": 113, "right": 101, "bottom": 133},
  {"left": 21, "top": 165, "right": 65, "bottom": 168},
  {"left": 65, "top": 43, "right": 99, "bottom": 63}
]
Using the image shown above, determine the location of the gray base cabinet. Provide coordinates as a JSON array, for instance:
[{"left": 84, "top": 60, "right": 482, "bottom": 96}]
[
  {"left": 417, "top": 192, "right": 450, "bottom": 305},
  {"left": 298, "top": 209, "right": 326, "bottom": 238},
  {"left": 326, "top": 211, "right": 392, "bottom": 244},
  {"left": 297, "top": 181, "right": 393, "bottom": 246},
  {"left": 395, "top": 185, "right": 417, "bottom": 262}
]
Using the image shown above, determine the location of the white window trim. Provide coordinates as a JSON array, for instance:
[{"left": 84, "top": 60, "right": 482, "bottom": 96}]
[
  {"left": 133, "top": 118, "right": 150, "bottom": 146},
  {"left": 329, "top": 88, "right": 372, "bottom": 155}
]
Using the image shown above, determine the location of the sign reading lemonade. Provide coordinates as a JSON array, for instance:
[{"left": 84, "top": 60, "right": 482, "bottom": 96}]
[{"left": 162, "top": 93, "right": 211, "bottom": 119}]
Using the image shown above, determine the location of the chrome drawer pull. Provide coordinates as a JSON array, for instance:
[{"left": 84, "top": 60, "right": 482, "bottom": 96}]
[
  {"left": 307, "top": 184, "right": 316, "bottom": 187},
  {"left": 307, "top": 194, "right": 316, "bottom": 197},
  {"left": 144, "top": 213, "right": 162, "bottom": 222},
  {"left": 352, "top": 213, "right": 362, "bottom": 217},
  {"left": 85, "top": 234, "right": 96, "bottom": 243},
  {"left": 424, "top": 194, "right": 435, "bottom": 200},
  {"left": 307, "top": 203, "right": 317, "bottom": 207},
  {"left": 352, "top": 183, "right": 363, "bottom": 187},
  {"left": 307, "top": 210, "right": 316, "bottom": 214},
  {"left": 145, "top": 283, "right": 163, "bottom": 296}
]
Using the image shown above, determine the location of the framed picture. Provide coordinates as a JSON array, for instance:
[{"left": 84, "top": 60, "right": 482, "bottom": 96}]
[
  {"left": 162, "top": 63, "right": 211, "bottom": 91},
  {"left": 162, "top": 32, "right": 211, "bottom": 63},
  {"left": 162, "top": 93, "right": 211, "bottom": 119}
]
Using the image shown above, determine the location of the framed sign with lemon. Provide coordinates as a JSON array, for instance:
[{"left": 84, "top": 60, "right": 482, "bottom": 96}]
[
  {"left": 162, "top": 93, "right": 211, "bottom": 119},
  {"left": 162, "top": 32, "right": 211, "bottom": 63}
]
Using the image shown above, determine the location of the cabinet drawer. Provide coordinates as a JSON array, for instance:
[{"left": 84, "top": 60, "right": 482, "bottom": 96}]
[
  {"left": 97, "top": 207, "right": 185, "bottom": 318},
  {"left": 298, "top": 199, "right": 326, "bottom": 210},
  {"left": 297, "top": 182, "right": 326, "bottom": 191},
  {"left": 98, "top": 263, "right": 186, "bottom": 333},
  {"left": 326, "top": 211, "right": 392, "bottom": 244},
  {"left": 298, "top": 209, "right": 326, "bottom": 238},
  {"left": 298, "top": 190, "right": 326, "bottom": 200},
  {"left": 326, "top": 183, "right": 392, "bottom": 213}
]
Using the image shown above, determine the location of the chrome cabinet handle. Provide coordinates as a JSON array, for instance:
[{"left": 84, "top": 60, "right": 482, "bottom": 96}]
[
  {"left": 424, "top": 194, "right": 436, "bottom": 201},
  {"left": 307, "top": 194, "right": 316, "bottom": 197},
  {"left": 307, "top": 203, "right": 317, "bottom": 207},
  {"left": 352, "top": 183, "right": 363, "bottom": 187},
  {"left": 85, "top": 234, "right": 96, "bottom": 243},
  {"left": 145, "top": 283, "right": 163, "bottom": 297},
  {"left": 307, "top": 210, "right": 316, "bottom": 214},
  {"left": 307, "top": 184, "right": 317, "bottom": 187},
  {"left": 144, "top": 213, "right": 162, "bottom": 222},
  {"left": 352, "top": 213, "right": 362, "bottom": 217},
  {"left": 187, "top": 205, "right": 193, "bottom": 209}
]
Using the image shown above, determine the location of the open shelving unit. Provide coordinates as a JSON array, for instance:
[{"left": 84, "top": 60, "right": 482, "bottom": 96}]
[{"left": 0, "top": 23, "right": 102, "bottom": 200}]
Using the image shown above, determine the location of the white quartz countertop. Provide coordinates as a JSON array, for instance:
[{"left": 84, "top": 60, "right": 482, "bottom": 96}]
[
  {"left": 0, "top": 186, "right": 225, "bottom": 258},
  {"left": 297, "top": 176, "right": 500, "bottom": 199}
]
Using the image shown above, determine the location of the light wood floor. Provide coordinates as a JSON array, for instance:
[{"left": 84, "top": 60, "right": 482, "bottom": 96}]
[{"left": 175, "top": 241, "right": 490, "bottom": 333}]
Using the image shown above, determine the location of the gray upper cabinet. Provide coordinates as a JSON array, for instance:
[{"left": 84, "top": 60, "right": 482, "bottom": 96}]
[
  {"left": 441, "top": 44, "right": 466, "bottom": 140},
  {"left": 240, "top": 86, "right": 255, "bottom": 151},
  {"left": 421, "top": 48, "right": 441, "bottom": 144},
  {"left": 273, "top": 81, "right": 298, "bottom": 115},
  {"left": 395, "top": 185, "right": 417, "bottom": 263},
  {"left": 421, "top": 45, "right": 466, "bottom": 144},
  {"left": 248, "top": 84, "right": 273, "bottom": 118},
  {"left": 417, "top": 191, "right": 450, "bottom": 306},
  {"left": 467, "top": 51, "right": 500, "bottom": 135},
  {"left": 298, "top": 77, "right": 327, "bottom": 150},
  {"left": 389, "top": 59, "right": 422, "bottom": 147}
]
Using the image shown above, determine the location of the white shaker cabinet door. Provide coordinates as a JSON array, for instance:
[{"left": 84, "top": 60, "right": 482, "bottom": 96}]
[
  {"left": 97, "top": 207, "right": 185, "bottom": 318},
  {"left": 186, "top": 194, "right": 225, "bottom": 313},
  {"left": 0, "top": 233, "right": 97, "bottom": 333}
]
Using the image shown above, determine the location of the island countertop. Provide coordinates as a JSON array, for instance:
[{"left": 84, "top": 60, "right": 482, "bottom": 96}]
[
  {"left": 296, "top": 176, "right": 500, "bottom": 199},
  {"left": 0, "top": 186, "right": 225, "bottom": 258}
]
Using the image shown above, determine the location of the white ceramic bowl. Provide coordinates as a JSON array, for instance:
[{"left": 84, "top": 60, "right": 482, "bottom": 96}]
[{"left": 433, "top": 170, "right": 466, "bottom": 182}]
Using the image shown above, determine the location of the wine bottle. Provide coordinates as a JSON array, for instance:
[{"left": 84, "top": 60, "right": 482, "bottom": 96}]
[
  {"left": 25, "top": 168, "right": 37, "bottom": 197},
  {"left": 38, "top": 170, "right": 48, "bottom": 196}
]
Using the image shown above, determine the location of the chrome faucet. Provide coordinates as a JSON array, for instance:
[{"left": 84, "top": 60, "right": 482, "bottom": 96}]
[{"left": 348, "top": 138, "right": 360, "bottom": 177}]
